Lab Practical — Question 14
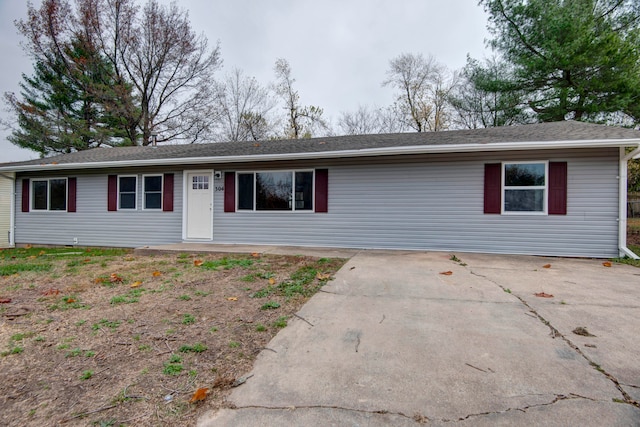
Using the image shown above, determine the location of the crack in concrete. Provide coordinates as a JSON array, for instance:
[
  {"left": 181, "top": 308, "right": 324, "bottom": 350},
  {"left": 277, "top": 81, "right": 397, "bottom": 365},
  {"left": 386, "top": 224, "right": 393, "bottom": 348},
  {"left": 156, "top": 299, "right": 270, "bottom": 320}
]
[
  {"left": 227, "top": 404, "right": 425, "bottom": 423},
  {"left": 445, "top": 393, "right": 595, "bottom": 423},
  {"left": 469, "top": 269, "right": 640, "bottom": 409}
]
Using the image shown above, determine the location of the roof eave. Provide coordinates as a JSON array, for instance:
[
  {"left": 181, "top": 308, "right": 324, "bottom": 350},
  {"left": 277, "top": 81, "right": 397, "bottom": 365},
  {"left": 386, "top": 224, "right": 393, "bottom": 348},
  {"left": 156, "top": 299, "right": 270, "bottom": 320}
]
[{"left": 1, "top": 138, "right": 638, "bottom": 173}]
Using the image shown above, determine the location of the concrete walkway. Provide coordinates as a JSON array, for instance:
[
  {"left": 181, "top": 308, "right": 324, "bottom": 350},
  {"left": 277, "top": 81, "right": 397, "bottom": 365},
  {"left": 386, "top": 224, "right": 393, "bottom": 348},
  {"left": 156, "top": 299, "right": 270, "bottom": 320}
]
[{"left": 192, "top": 249, "right": 640, "bottom": 426}]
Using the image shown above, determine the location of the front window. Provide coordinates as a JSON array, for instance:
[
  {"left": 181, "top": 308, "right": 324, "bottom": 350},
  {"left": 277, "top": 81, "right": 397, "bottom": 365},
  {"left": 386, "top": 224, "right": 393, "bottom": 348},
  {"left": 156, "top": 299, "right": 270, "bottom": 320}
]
[
  {"left": 118, "top": 176, "right": 137, "bottom": 210},
  {"left": 237, "top": 171, "right": 313, "bottom": 211},
  {"left": 32, "top": 178, "right": 67, "bottom": 211},
  {"left": 143, "top": 175, "right": 163, "bottom": 209},
  {"left": 503, "top": 162, "right": 547, "bottom": 213}
]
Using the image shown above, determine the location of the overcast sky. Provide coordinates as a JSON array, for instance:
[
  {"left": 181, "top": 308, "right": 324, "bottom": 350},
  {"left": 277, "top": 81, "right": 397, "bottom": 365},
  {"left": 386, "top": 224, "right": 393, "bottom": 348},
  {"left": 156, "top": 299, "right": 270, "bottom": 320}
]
[{"left": 0, "top": 0, "right": 491, "bottom": 162}]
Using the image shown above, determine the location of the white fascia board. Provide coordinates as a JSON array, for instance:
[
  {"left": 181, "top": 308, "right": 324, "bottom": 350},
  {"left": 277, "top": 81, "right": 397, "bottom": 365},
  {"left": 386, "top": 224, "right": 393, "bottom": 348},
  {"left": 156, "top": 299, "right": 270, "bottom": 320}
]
[{"left": 1, "top": 138, "right": 639, "bottom": 173}]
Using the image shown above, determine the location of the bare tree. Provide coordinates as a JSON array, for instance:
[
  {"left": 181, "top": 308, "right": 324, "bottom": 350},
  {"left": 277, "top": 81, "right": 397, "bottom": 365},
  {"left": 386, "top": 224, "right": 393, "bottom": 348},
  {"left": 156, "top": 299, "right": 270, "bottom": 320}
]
[
  {"left": 16, "top": 0, "right": 222, "bottom": 146},
  {"left": 383, "top": 53, "right": 455, "bottom": 132},
  {"left": 337, "top": 105, "right": 408, "bottom": 135},
  {"left": 116, "top": 0, "right": 221, "bottom": 144},
  {"left": 212, "top": 68, "right": 275, "bottom": 141},
  {"left": 448, "top": 56, "right": 531, "bottom": 129},
  {"left": 273, "top": 58, "right": 327, "bottom": 139}
]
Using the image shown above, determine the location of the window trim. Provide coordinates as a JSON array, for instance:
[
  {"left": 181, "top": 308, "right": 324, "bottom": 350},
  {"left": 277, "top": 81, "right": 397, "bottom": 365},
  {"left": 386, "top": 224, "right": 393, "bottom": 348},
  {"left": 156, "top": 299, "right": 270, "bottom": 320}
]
[
  {"left": 236, "top": 169, "right": 315, "bottom": 213},
  {"left": 30, "top": 177, "right": 68, "bottom": 212},
  {"left": 501, "top": 161, "right": 548, "bottom": 215},
  {"left": 117, "top": 175, "right": 138, "bottom": 211},
  {"left": 142, "top": 174, "right": 163, "bottom": 210}
]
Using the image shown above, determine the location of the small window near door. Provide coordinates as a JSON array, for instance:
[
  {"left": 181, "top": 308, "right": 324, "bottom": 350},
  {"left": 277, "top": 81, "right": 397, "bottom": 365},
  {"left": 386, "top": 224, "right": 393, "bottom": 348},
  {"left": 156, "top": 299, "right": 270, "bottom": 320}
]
[
  {"left": 192, "top": 175, "right": 209, "bottom": 190},
  {"left": 118, "top": 176, "right": 137, "bottom": 210}
]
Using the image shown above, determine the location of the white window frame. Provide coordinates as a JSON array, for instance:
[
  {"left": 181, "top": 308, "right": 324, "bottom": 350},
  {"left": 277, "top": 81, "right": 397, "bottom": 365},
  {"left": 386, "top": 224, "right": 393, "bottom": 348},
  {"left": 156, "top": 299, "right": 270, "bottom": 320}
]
[
  {"left": 236, "top": 169, "right": 315, "bottom": 213},
  {"left": 31, "top": 177, "right": 68, "bottom": 212},
  {"left": 142, "top": 174, "right": 163, "bottom": 210},
  {"left": 501, "top": 161, "right": 548, "bottom": 215},
  {"left": 117, "top": 175, "right": 138, "bottom": 211}
]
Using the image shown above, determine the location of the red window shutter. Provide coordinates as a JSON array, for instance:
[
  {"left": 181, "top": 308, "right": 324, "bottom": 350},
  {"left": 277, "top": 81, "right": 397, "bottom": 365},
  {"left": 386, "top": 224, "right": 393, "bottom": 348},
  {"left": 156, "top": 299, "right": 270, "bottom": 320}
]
[
  {"left": 315, "top": 169, "right": 328, "bottom": 213},
  {"left": 224, "top": 172, "right": 235, "bottom": 212},
  {"left": 548, "top": 162, "right": 567, "bottom": 215},
  {"left": 163, "top": 173, "right": 174, "bottom": 212},
  {"left": 484, "top": 164, "right": 501, "bottom": 214},
  {"left": 67, "top": 177, "right": 77, "bottom": 212},
  {"left": 107, "top": 175, "right": 117, "bottom": 211},
  {"left": 21, "top": 179, "right": 30, "bottom": 212}
]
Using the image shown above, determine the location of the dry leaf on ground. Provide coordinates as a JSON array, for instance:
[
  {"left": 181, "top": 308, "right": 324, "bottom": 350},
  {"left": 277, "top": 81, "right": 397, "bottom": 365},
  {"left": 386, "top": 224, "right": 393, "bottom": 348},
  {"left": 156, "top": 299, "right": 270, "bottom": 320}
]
[
  {"left": 194, "top": 259, "right": 203, "bottom": 266},
  {"left": 542, "top": 264, "right": 551, "bottom": 268},
  {"left": 534, "top": 292, "right": 554, "bottom": 298},
  {"left": 189, "top": 387, "right": 209, "bottom": 403},
  {"left": 602, "top": 262, "right": 612, "bottom": 267},
  {"left": 439, "top": 271, "right": 453, "bottom": 276}
]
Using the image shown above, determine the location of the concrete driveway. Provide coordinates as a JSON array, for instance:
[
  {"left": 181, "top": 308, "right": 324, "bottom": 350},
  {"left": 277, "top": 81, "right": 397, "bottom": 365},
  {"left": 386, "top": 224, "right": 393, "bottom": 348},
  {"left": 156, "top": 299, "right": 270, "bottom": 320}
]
[{"left": 199, "top": 251, "right": 640, "bottom": 426}]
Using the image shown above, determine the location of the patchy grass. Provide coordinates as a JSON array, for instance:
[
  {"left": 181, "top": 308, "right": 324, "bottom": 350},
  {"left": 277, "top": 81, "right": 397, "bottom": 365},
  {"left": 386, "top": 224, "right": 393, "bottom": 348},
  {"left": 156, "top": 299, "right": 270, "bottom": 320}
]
[{"left": 0, "top": 246, "right": 346, "bottom": 426}]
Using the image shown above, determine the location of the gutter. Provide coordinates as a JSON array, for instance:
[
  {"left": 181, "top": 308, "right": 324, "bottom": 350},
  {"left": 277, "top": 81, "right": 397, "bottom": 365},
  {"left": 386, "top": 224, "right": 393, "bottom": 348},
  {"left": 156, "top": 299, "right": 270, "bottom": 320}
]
[
  {"left": 0, "top": 138, "right": 638, "bottom": 173},
  {"left": 619, "top": 146, "right": 640, "bottom": 259}
]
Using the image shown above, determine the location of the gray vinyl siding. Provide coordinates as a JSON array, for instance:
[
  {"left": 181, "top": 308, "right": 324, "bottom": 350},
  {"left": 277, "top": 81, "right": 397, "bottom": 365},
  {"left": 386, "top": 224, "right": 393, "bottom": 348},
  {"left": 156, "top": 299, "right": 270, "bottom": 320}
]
[
  {"left": 13, "top": 147, "right": 621, "bottom": 257},
  {"left": 212, "top": 148, "right": 620, "bottom": 258},
  {"left": 15, "top": 169, "right": 183, "bottom": 247}
]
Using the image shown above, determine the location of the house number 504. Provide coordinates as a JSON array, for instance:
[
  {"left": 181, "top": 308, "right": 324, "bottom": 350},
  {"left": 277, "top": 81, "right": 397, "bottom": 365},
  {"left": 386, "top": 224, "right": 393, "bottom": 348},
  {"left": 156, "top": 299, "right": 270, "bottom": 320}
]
[{"left": 215, "top": 186, "right": 224, "bottom": 192}]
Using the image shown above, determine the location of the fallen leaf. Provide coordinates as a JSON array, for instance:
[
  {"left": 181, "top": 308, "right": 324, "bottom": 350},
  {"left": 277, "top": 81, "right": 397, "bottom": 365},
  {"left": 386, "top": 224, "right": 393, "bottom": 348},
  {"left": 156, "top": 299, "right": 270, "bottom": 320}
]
[
  {"left": 226, "top": 297, "right": 238, "bottom": 301},
  {"left": 194, "top": 260, "right": 203, "bottom": 267},
  {"left": 534, "top": 292, "right": 554, "bottom": 298},
  {"left": 573, "top": 326, "right": 596, "bottom": 337},
  {"left": 94, "top": 277, "right": 105, "bottom": 284},
  {"left": 316, "top": 272, "right": 331, "bottom": 280},
  {"left": 39, "top": 250, "right": 46, "bottom": 256},
  {"left": 268, "top": 277, "right": 276, "bottom": 285},
  {"left": 602, "top": 262, "right": 612, "bottom": 267},
  {"left": 439, "top": 271, "right": 453, "bottom": 276},
  {"left": 251, "top": 252, "right": 260, "bottom": 257},
  {"left": 152, "top": 271, "right": 162, "bottom": 277},
  {"left": 110, "top": 273, "right": 123, "bottom": 284},
  {"left": 25, "top": 244, "right": 32, "bottom": 249},
  {"left": 253, "top": 143, "right": 260, "bottom": 147},
  {"left": 42, "top": 288, "right": 60, "bottom": 296},
  {"left": 130, "top": 281, "right": 143, "bottom": 288},
  {"left": 189, "top": 387, "right": 209, "bottom": 403},
  {"left": 0, "top": 298, "right": 11, "bottom": 304},
  {"left": 542, "top": 264, "right": 551, "bottom": 269},
  {"left": 28, "top": 255, "right": 37, "bottom": 259},
  {"left": 83, "top": 258, "right": 91, "bottom": 263},
  {"left": 65, "top": 298, "right": 76, "bottom": 303}
]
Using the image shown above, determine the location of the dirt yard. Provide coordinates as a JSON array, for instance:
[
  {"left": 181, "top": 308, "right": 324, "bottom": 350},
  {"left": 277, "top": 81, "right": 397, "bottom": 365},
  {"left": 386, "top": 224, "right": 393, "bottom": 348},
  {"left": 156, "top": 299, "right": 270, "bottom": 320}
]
[{"left": 0, "top": 247, "right": 346, "bottom": 426}]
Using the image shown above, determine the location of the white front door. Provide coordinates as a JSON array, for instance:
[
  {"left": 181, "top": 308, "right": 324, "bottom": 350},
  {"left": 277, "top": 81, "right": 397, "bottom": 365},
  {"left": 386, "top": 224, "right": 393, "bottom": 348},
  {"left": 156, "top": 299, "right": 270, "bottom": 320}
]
[{"left": 186, "top": 172, "right": 213, "bottom": 239}]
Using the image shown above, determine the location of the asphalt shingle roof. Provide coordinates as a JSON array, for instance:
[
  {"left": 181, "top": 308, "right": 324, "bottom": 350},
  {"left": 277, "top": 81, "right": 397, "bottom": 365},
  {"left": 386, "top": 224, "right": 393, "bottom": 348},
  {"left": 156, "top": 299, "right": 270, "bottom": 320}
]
[{"left": 2, "top": 121, "right": 639, "bottom": 170}]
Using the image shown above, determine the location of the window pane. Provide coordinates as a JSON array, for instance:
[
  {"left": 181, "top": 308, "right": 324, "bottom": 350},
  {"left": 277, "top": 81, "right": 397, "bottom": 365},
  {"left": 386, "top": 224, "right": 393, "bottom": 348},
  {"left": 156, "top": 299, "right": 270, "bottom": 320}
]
[
  {"left": 504, "top": 189, "right": 544, "bottom": 212},
  {"left": 33, "top": 181, "right": 48, "bottom": 210},
  {"left": 238, "top": 173, "right": 254, "bottom": 210},
  {"left": 120, "top": 193, "right": 136, "bottom": 209},
  {"left": 145, "top": 193, "right": 162, "bottom": 209},
  {"left": 119, "top": 176, "right": 137, "bottom": 192},
  {"left": 505, "top": 163, "right": 545, "bottom": 186},
  {"left": 119, "top": 176, "right": 136, "bottom": 209},
  {"left": 256, "top": 172, "right": 292, "bottom": 210},
  {"left": 144, "top": 176, "right": 162, "bottom": 192},
  {"left": 294, "top": 172, "right": 313, "bottom": 210},
  {"left": 49, "top": 179, "right": 67, "bottom": 210}
]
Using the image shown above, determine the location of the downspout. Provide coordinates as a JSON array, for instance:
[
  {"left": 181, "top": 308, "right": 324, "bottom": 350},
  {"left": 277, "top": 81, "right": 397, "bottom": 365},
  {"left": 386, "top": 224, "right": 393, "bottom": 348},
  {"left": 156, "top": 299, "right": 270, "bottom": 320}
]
[
  {"left": 0, "top": 173, "right": 16, "bottom": 248},
  {"left": 619, "top": 146, "right": 640, "bottom": 259}
]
